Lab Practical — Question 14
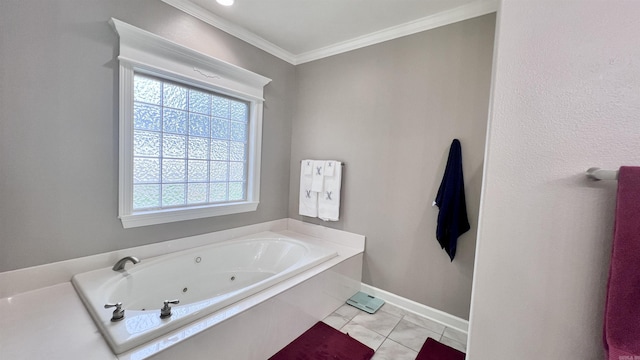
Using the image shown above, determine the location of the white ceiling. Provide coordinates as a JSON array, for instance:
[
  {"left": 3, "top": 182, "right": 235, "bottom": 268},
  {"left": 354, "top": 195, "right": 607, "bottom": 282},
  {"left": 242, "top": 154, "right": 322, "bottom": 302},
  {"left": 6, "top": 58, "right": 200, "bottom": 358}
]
[{"left": 162, "top": 0, "right": 497, "bottom": 64}]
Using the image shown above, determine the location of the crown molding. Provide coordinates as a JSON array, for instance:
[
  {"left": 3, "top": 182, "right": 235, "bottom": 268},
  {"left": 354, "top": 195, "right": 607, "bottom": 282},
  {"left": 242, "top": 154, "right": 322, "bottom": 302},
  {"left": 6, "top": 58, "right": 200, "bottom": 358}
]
[
  {"left": 162, "top": 0, "right": 498, "bottom": 66},
  {"left": 295, "top": 0, "right": 499, "bottom": 64},
  {"left": 161, "top": 0, "right": 297, "bottom": 64}
]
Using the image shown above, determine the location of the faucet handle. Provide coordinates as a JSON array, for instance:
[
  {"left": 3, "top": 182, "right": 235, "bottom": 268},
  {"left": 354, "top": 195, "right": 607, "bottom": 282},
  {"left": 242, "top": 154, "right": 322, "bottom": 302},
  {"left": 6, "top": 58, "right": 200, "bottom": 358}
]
[
  {"left": 160, "top": 299, "right": 180, "bottom": 319},
  {"left": 104, "top": 302, "right": 125, "bottom": 322}
]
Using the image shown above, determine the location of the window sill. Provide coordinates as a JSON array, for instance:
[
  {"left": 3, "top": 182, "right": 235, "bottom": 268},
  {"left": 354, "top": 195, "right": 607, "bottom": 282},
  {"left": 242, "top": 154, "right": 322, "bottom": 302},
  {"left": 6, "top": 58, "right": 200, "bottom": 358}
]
[{"left": 119, "top": 201, "right": 259, "bottom": 228}]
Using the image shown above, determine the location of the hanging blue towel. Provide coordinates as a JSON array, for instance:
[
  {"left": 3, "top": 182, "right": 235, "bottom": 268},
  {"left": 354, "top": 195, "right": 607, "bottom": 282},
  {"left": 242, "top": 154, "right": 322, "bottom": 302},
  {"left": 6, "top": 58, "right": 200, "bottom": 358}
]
[{"left": 434, "top": 139, "right": 470, "bottom": 261}]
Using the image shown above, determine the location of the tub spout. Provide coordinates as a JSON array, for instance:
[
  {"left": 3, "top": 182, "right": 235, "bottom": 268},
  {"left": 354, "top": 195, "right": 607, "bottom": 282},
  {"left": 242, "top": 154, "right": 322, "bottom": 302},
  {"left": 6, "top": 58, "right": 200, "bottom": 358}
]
[{"left": 112, "top": 256, "right": 140, "bottom": 271}]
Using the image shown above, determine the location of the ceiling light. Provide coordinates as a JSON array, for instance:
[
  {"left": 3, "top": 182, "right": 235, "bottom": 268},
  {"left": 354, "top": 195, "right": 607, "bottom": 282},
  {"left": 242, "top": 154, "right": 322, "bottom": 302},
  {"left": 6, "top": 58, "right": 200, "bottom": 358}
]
[{"left": 216, "top": 0, "right": 234, "bottom": 6}]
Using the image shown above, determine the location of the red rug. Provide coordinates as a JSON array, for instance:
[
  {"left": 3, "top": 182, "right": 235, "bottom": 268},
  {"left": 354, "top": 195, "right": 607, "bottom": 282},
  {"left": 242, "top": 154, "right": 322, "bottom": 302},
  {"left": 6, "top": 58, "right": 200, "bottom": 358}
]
[
  {"left": 416, "top": 337, "right": 465, "bottom": 360},
  {"left": 268, "top": 321, "right": 374, "bottom": 360}
]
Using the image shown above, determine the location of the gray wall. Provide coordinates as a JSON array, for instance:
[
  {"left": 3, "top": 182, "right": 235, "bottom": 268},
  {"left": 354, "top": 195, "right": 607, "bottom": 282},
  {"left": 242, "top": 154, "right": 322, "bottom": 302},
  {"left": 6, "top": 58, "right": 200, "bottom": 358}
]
[
  {"left": 0, "top": 0, "right": 295, "bottom": 271},
  {"left": 1, "top": 0, "right": 495, "bottom": 320},
  {"left": 289, "top": 14, "right": 495, "bottom": 319}
]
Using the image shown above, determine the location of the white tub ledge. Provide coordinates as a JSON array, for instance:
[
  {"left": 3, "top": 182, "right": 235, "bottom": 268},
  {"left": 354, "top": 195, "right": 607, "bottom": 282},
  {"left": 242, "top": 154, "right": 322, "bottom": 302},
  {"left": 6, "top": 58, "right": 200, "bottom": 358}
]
[
  {"left": 0, "top": 219, "right": 365, "bottom": 360},
  {"left": 0, "top": 283, "right": 116, "bottom": 360}
]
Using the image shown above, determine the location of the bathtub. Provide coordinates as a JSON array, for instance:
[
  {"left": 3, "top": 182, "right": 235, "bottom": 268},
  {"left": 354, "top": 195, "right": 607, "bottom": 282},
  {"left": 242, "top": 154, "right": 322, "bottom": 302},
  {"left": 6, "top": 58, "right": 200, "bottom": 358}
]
[{"left": 71, "top": 231, "right": 338, "bottom": 354}]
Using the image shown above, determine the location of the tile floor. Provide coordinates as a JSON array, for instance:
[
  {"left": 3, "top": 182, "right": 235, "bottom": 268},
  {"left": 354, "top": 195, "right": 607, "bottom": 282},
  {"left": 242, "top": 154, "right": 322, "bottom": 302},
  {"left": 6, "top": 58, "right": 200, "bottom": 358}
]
[{"left": 322, "top": 302, "right": 467, "bottom": 360}]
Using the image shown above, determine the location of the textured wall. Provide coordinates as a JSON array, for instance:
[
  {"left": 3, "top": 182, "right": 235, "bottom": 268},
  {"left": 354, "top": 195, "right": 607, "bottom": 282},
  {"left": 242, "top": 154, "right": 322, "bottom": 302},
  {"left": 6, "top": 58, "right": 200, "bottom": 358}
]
[
  {"left": 468, "top": 1, "right": 640, "bottom": 358},
  {"left": 290, "top": 14, "right": 496, "bottom": 319},
  {"left": 1, "top": 0, "right": 497, "bottom": 323},
  {"left": 0, "top": 0, "right": 295, "bottom": 271}
]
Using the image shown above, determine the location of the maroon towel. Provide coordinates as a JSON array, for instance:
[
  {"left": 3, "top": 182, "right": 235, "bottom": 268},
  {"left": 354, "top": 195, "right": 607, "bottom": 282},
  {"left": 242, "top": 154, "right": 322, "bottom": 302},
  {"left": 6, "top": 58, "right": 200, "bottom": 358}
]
[
  {"left": 268, "top": 321, "right": 374, "bottom": 360},
  {"left": 416, "top": 338, "right": 465, "bottom": 360},
  {"left": 603, "top": 166, "right": 640, "bottom": 359}
]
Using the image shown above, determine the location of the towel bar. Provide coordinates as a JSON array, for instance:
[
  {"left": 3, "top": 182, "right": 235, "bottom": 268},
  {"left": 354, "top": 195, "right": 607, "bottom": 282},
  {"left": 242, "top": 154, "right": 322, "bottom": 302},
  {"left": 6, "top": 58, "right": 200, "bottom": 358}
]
[
  {"left": 300, "top": 160, "right": 345, "bottom": 166},
  {"left": 586, "top": 167, "right": 619, "bottom": 181}
]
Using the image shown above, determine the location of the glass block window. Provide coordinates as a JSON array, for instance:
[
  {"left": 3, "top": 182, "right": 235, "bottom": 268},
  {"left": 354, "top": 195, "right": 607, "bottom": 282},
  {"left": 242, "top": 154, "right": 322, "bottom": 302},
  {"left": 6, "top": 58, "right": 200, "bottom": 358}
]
[
  {"left": 113, "top": 18, "right": 270, "bottom": 228},
  {"left": 132, "top": 74, "right": 249, "bottom": 211}
]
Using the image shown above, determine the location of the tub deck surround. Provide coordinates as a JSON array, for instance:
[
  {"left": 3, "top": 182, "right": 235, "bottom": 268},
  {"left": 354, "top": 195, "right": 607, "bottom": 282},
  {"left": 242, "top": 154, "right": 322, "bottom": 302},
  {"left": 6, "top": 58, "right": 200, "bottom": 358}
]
[
  {"left": 144, "top": 253, "right": 364, "bottom": 360},
  {"left": 0, "top": 219, "right": 365, "bottom": 359},
  {"left": 72, "top": 233, "right": 339, "bottom": 354},
  {"left": 0, "top": 283, "right": 116, "bottom": 360},
  {"left": 118, "top": 229, "right": 364, "bottom": 360}
]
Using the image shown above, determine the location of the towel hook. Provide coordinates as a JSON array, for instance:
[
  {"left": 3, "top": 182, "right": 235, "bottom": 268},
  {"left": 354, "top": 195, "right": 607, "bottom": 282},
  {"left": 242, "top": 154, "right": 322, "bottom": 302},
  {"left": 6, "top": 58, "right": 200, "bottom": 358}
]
[{"left": 586, "top": 167, "right": 619, "bottom": 181}]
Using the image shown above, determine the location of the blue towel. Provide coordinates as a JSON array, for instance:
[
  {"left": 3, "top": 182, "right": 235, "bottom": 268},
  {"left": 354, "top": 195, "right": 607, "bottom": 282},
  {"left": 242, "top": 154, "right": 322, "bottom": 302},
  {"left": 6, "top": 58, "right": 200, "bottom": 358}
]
[{"left": 434, "top": 139, "right": 470, "bottom": 261}]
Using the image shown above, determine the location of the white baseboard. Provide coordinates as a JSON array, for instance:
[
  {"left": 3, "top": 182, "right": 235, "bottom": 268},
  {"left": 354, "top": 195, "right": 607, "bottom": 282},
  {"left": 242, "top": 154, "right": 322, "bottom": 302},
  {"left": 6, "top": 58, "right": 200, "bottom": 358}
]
[{"left": 360, "top": 283, "right": 469, "bottom": 334}]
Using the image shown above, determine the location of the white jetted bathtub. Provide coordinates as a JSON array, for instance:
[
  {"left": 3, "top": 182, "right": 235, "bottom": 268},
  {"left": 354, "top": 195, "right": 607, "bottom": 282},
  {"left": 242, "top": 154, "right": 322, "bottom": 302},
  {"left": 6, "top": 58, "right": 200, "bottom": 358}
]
[{"left": 71, "top": 231, "right": 338, "bottom": 354}]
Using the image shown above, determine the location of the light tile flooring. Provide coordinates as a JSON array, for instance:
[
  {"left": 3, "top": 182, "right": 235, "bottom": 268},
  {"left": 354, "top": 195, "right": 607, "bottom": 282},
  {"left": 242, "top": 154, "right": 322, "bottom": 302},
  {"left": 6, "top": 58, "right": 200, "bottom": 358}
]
[{"left": 323, "top": 302, "right": 467, "bottom": 360}]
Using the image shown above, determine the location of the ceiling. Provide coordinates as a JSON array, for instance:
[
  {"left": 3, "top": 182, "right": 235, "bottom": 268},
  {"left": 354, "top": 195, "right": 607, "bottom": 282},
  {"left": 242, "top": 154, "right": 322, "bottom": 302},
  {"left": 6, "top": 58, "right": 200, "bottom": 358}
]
[{"left": 161, "top": 0, "right": 497, "bottom": 64}]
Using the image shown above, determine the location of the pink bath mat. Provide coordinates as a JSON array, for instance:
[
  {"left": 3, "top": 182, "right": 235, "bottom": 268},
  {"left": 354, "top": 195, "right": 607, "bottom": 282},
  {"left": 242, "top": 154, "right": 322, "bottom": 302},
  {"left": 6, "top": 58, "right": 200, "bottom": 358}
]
[
  {"left": 268, "top": 321, "right": 374, "bottom": 360},
  {"left": 415, "top": 337, "right": 465, "bottom": 360}
]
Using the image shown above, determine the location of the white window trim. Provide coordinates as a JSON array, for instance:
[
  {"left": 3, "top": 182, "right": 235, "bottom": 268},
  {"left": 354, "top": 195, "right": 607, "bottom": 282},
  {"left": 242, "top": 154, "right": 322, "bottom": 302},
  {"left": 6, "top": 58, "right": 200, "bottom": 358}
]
[{"left": 110, "top": 18, "right": 271, "bottom": 228}]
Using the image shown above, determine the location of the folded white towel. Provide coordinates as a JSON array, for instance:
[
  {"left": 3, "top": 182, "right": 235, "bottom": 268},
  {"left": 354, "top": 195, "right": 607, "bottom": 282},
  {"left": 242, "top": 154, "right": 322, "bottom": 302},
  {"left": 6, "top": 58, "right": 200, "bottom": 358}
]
[
  {"left": 299, "top": 160, "right": 317, "bottom": 217},
  {"left": 311, "top": 160, "right": 325, "bottom": 192},
  {"left": 318, "top": 161, "right": 342, "bottom": 221},
  {"left": 302, "top": 159, "right": 313, "bottom": 175},
  {"left": 324, "top": 160, "right": 336, "bottom": 176}
]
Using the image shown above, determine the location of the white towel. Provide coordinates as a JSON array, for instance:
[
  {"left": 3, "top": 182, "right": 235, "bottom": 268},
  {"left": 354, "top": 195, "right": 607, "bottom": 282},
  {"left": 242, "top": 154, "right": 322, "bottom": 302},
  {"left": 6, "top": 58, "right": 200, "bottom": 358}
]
[
  {"left": 302, "top": 159, "right": 313, "bottom": 175},
  {"left": 299, "top": 160, "right": 317, "bottom": 217},
  {"left": 324, "top": 160, "right": 336, "bottom": 176},
  {"left": 318, "top": 161, "right": 342, "bottom": 221},
  {"left": 311, "top": 160, "right": 325, "bottom": 192}
]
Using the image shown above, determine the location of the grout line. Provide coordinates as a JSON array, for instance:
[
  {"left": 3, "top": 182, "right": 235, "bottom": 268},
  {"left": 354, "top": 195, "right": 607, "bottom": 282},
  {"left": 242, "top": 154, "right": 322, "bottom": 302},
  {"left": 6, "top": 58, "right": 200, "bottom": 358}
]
[
  {"left": 324, "top": 303, "right": 466, "bottom": 355},
  {"left": 380, "top": 338, "right": 418, "bottom": 356},
  {"left": 386, "top": 313, "right": 404, "bottom": 339}
]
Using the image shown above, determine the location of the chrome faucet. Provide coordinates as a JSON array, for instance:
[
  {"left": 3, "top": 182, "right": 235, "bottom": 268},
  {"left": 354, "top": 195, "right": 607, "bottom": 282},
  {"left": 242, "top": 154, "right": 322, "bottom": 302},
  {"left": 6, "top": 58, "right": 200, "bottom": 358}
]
[{"left": 112, "top": 256, "right": 140, "bottom": 271}]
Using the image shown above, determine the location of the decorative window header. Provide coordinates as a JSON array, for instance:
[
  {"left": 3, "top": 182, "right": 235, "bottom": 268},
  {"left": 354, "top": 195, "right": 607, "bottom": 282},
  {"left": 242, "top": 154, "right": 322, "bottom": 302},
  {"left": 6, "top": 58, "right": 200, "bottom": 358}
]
[
  {"left": 110, "top": 18, "right": 271, "bottom": 228},
  {"left": 109, "top": 18, "right": 271, "bottom": 100}
]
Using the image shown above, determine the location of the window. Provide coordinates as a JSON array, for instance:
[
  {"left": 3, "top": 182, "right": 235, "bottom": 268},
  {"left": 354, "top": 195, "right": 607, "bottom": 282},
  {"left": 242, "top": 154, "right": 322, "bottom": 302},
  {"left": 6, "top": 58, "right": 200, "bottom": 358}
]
[
  {"left": 132, "top": 74, "right": 250, "bottom": 209},
  {"left": 111, "top": 19, "right": 271, "bottom": 228}
]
